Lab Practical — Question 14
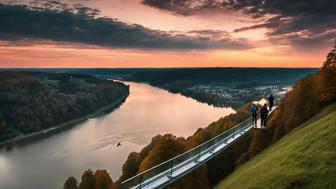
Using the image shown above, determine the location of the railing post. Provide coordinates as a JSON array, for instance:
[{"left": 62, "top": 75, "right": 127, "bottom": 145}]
[
  {"left": 213, "top": 137, "right": 217, "bottom": 152},
  {"left": 195, "top": 146, "right": 201, "bottom": 162},
  {"left": 139, "top": 175, "right": 143, "bottom": 189},
  {"left": 170, "top": 159, "right": 173, "bottom": 176},
  {"left": 223, "top": 132, "right": 227, "bottom": 144},
  {"left": 240, "top": 123, "right": 245, "bottom": 134},
  {"left": 227, "top": 129, "right": 231, "bottom": 140}
]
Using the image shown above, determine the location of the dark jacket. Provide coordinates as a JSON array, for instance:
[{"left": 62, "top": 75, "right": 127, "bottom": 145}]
[
  {"left": 268, "top": 95, "right": 274, "bottom": 105},
  {"left": 260, "top": 106, "right": 269, "bottom": 118}
]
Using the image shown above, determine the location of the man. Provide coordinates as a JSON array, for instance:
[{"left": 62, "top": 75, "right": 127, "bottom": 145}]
[
  {"left": 268, "top": 94, "right": 275, "bottom": 111},
  {"left": 260, "top": 104, "right": 269, "bottom": 128},
  {"left": 250, "top": 104, "right": 258, "bottom": 128}
]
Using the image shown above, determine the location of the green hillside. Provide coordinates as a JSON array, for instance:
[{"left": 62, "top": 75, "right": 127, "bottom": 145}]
[{"left": 216, "top": 103, "right": 336, "bottom": 189}]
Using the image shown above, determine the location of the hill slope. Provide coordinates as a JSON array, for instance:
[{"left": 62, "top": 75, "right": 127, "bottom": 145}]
[
  {"left": 216, "top": 103, "right": 336, "bottom": 189},
  {"left": 0, "top": 72, "right": 129, "bottom": 142}
]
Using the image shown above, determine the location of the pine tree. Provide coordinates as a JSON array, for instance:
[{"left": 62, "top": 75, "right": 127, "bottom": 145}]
[
  {"left": 319, "top": 40, "right": 336, "bottom": 102},
  {"left": 323, "top": 40, "right": 336, "bottom": 67}
]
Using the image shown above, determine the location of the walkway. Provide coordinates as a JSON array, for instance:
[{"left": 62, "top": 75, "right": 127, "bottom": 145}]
[{"left": 121, "top": 107, "right": 277, "bottom": 189}]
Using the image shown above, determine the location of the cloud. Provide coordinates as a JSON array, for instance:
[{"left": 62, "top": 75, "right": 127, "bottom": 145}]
[
  {"left": 143, "top": 0, "right": 336, "bottom": 50},
  {"left": 0, "top": 1, "right": 251, "bottom": 50},
  {"left": 142, "top": 0, "right": 228, "bottom": 16}
]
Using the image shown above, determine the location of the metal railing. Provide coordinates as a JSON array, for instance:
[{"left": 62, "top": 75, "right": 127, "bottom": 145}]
[{"left": 121, "top": 117, "right": 253, "bottom": 189}]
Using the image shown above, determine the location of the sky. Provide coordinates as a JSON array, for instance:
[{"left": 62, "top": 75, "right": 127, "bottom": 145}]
[{"left": 0, "top": 0, "right": 335, "bottom": 68}]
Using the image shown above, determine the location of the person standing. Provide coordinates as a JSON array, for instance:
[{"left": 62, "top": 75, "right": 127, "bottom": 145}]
[
  {"left": 260, "top": 104, "right": 269, "bottom": 128},
  {"left": 250, "top": 104, "right": 258, "bottom": 128},
  {"left": 268, "top": 94, "right": 275, "bottom": 111}
]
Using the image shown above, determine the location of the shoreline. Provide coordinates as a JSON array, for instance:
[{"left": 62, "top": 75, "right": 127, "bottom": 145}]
[
  {"left": 0, "top": 93, "right": 129, "bottom": 148},
  {"left": 122, "top": 80, "right": 238, "bottom": 109}
]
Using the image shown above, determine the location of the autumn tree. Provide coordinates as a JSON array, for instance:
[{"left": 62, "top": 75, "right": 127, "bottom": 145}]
[
  {"left": 323, "top": 40, "right": 336, "bottom": 67},
  {"left": 119, "top": 152, "right": 140, "bottom": 182},
  {"left": 64, "top": 177, "right": 78, "bottom": 189},
  {"left": 139, "top": 134, "right": 187, "bottom": 172},
  {"left": 94, "top": 170, "right": 113, "bottom": 189},
  {"left": 319, "top": 41, "right": 336, "bottom": 103},
  {"left": 78, "top": 169, "right": 95, "bottom": 189}
]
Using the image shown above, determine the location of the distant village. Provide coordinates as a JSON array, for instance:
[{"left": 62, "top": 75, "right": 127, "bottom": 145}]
[{"left": 182, "top": 85, "right": 291, "bottom": 108}]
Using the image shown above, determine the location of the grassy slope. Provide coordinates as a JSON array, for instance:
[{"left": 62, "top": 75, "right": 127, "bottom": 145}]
[{"left": 216, "top": 103, "right": 336, "bottom": 189}]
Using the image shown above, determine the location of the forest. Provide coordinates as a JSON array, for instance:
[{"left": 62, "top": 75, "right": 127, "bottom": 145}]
[
  {"left": 64, "top": 44, "right": 336, "bottom": 189},
  {"left": 125, "top": 68, "right": 317, "bottom": 108},
  {"left": 0, "top": 72, "right": 129, "bottom": 142},
  {"left": 14, "top": 68, "right": 317, "bottom": 108}
]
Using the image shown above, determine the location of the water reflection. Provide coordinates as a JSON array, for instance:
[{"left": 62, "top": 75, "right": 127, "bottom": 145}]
[{"left": 0, "top": 82, "right": 234, "bottom": 189}]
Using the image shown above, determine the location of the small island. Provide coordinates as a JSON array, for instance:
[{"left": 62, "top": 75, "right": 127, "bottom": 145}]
[{"left": 0, "top": 71, "right": 129, "bottom": 145}]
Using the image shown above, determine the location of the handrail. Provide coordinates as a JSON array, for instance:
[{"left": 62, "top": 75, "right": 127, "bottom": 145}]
[
  {"left": 121, "top": 107, "right": 277, "bottom": 189},
  {"left": 121, "top": 118, "right": 252, "bottom": 188}
]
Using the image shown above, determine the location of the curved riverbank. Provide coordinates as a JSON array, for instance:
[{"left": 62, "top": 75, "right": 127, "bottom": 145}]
[
  {"left": 0, "top": 82, "right": 234, "bottom": 189},
  {"left": 0, "top": 93, "right": 129, "bottom": 148}
]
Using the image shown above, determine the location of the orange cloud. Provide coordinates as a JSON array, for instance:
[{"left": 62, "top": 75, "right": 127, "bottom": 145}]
[{"left": 0, "top": 42, "right": 324, "bottom": 68}]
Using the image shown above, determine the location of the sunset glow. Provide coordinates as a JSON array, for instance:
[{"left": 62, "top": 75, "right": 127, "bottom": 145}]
[{"left": 0, "top": 0, "right": 335, "bottom": 68}]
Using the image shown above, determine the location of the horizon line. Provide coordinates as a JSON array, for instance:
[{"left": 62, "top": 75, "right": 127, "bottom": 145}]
[{"left": 0, "top": 66, "right": 320, "bottom": 69}]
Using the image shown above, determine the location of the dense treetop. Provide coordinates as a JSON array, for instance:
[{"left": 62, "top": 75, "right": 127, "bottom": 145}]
[{"left": 0, "top": 71, "right": 129, "bottom": 142}]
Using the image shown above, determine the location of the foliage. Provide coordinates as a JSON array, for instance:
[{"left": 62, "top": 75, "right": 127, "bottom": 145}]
[
  {"left": 217, "top": 103, "right": 336, "bottom": 189},
  {"left": 318, "top": 68, "right": 336, "bottom": 103},
  {"left": 139, "top": 134, "right": 187, "bottom": 172},
  {"left": 64, "top": 177, "right": 78, "bottom": 189},
  {"left": 126, "top": 68, "right": 317, "bottom": 107},
  {"left": 23, "top": 67, "right": 317, "bottom": 108},
  {"left": 78, "top": 170, "right": 95, "bottom": 189},
  {"left": 241, "top": 44, "right": 336, "bottom": 180},
  {"left": 0, "top": 71, "right": 129, "bottom": 141},
  {"left": 213, "top": 43, "right": 336, "bottom": 187},
  {"left": 119, "top": 152, "right": 140, "bottom": 182},
  {"left": 246, "top": 43, "right": 336, "bottom": 161},
  {"left": 117, "top": 103, "right": 252, "bottom": 189},
  {"left": 94, "top": 170, "right": 113, "bottom": 189},
  {"left": 323, "top": 41, "right": 336, "bottom": 68},
  {"left": 66, "top": 169, "right": 115, "bottom": 189}
]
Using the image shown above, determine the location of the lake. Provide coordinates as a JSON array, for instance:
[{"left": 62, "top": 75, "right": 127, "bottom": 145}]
[{"left": 0, "top": 82, "right": 234, "bottom": 189}]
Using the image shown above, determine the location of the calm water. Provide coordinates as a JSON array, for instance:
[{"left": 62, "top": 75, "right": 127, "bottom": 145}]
[{"left": 0, "top": 82, "right": 234, "bottom": 189}]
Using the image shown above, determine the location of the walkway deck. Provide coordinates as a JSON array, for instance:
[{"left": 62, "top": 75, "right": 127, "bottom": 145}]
[{"left": 121, "top": 107, "right": 277, "bottom": 189}]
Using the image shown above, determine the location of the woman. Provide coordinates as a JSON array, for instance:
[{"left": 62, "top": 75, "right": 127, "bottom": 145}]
[{"left": 260, "top": 103, "right": 269, "bottom": 128}]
